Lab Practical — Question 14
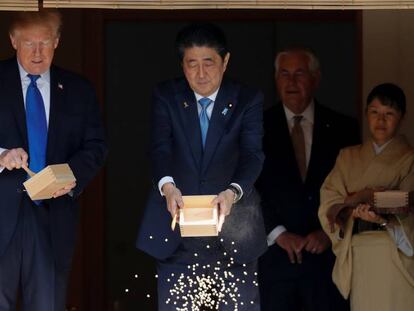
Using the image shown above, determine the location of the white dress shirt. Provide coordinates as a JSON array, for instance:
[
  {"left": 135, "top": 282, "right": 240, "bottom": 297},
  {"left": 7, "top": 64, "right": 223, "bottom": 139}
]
[
  {"left": 157, "top": 89, "right": 218, "bottom": 194},
  {"left": 158, "top": 88, "right": 243, "bottom": 198},
  {"left": 267, "top": 101, "right": 315, "bottom": 246},
  {"left": 283, "top": 101, "right": 314, "bottom": 169},
  {"left": 0, "top": 63, "right": 50, "bottom": 172}
]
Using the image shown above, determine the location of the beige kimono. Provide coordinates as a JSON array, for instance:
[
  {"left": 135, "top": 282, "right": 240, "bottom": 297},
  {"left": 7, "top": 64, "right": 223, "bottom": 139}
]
[{"left": 318, "top": 135, "right": 414, "bottom": 311}]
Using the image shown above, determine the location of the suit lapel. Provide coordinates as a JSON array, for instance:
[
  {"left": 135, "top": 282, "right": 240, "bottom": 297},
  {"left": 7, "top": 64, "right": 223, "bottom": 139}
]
[
  {"left": 46, "top": 66, "right": 64, "bottom": 162},
  {"left": 274, "top": 103, "right": 292, "bottom": 152},
  {"left": 174, "top": 79, "right": 238, "bottom": 173},
  {"left": 175, "top": 80, "right": 203, "bottom": 169},
  {"left": 202, "top": 81, "right": 238, "bottom": 173},
  {"left": 3, "top": 59, "right": 28, "bottom": 149},
  {"left": 306, "top": 103, "right": 329, "bottom": 184}
]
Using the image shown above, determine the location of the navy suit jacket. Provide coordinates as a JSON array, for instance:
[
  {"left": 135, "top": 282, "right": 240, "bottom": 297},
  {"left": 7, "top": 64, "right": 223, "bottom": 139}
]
[
  {"left": 0, "top": 58, "right": 107, "bottom": 268},
  {"left": 256, "top": 102, "right": 360, "bottom": 279},
  {"left": 136, "top": 77, "right": 267, "bottom": 263}
]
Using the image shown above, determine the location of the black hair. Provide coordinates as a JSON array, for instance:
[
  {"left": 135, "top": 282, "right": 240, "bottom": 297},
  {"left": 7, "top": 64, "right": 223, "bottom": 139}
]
[
  {"left": 366, "top": 83, "right": 406, "bottom": 116},
  {"left": 175, "top": 23, "right": 228, "bottom": 61}
]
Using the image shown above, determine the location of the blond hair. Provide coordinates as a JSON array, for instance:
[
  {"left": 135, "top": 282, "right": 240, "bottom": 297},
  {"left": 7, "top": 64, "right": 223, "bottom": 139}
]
[{"left": 9, "top": 10, "right": 62, "bottom": 37}]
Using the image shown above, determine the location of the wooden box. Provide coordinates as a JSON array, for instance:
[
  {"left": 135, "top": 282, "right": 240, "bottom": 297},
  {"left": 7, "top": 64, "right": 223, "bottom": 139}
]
[
  {"left": 179, "top": 195, "right": 218, "bottom": 237},
  {"left": 23, "top": 164, "right": 76, "bottom": 200},
  {"left": 373, "top": 191, "right": 413, "bottom": 214}
]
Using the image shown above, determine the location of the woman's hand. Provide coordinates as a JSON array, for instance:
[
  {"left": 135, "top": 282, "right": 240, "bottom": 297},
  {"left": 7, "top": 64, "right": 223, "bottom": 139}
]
[{"left": 352, "top": 203, "right": 386, "bottom": 224}]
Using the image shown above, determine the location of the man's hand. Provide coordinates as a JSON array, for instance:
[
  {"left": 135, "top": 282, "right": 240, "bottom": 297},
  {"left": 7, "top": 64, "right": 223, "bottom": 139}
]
[
  {"left": 352, "top": 203, "right": 386, "bottom": 224},
  {"left": 211, "top": 189, "right": 235, "bottom": 232},
  {"left": 162, "top": 182, "right": 184, "bottom": 218},
  {"left": 0, "top": 148, "right": 28, "bottom": 170},
  {"left": 276, "top": 232, "right": 306, "bottom": 264},
  {"left": 303, "top": 229, "right": 331, "bottom": 254},
  {"left": 53, "top": 181, "right": 76, "bottom": 198}
]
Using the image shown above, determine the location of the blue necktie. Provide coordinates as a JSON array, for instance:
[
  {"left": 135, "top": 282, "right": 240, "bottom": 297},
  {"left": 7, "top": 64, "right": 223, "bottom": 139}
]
[
  {"left": 199, "top": 97, "right": 212, "bottom": 148},
  {"left": 26, "top": 74, "right": 48, "bottom": 175}
]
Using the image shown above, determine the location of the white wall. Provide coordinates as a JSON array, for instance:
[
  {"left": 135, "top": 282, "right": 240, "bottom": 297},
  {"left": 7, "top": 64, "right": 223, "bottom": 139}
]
[{"left": 363, "top": 10, "right": 414, "bottom": 145}]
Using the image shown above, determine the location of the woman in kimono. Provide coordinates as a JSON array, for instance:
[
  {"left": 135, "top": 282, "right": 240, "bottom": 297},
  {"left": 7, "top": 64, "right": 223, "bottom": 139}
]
[{"left": 318, "top": 83, "right": 414, "bottom": 311}]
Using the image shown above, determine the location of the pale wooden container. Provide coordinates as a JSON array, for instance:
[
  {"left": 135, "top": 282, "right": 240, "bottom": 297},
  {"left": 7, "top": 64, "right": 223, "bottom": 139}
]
[
  {"left": 23, "top": 164, "right": 76, "bottom": 200},
  {"left": 179, "top": 195, "right": 218, "bottom": 237},
  {"left": 373, "top": 191, "right": 411, "bottom": 214}
]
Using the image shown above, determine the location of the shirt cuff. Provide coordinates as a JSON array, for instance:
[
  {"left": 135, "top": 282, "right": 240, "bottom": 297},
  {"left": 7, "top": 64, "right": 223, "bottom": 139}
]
[
  {"left": 158, "top": 176, "right": 175, "bottom": 196},
  {"left": 387, "top": 225, "right": 414, "bottom": 257},
  {"left": 267, "top": 225, "right": 287, "bottom": 246},
  {"left": 230, "top": 183, "right": 243, "bottom": 200},
  {"left": 0, "top": 148, "right": 6, "bottom": 173}
]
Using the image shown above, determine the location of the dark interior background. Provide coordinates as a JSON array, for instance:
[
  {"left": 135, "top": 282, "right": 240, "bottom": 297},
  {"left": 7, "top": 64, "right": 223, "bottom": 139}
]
[
  {"left": 0, "top": 8, "right": 361, "bottom": 310},
  {"left": 105, "top": 17, "right": 358, "bottom": 310}
]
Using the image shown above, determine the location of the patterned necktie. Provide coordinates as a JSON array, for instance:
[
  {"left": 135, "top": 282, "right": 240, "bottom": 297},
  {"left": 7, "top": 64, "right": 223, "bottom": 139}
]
[
  {"left": 291, "top": 115, "right": 306, "bottom": 181},
  {"left": 26, "top": 74, "right": 48, "bottom": 174},
  {"left": 199, "top": 97, "right": 212, "bottom": 148}
]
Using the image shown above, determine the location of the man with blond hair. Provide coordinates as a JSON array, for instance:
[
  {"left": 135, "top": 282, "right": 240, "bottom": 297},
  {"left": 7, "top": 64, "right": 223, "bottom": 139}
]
[{"left": 0, "top": 10, "right": 107, "bottom": 310}]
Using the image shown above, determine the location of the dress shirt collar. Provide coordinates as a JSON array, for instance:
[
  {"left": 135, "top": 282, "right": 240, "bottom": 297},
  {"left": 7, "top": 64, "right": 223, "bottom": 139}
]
[
  {"left": 18, "top": 61, "right": 51, "bottom": 85},
  {"left": 194, "top": 88, "right": 219, "bottom": 103},
  {"left": 283, "top": 100, "right": 315, "bottom": 124}
]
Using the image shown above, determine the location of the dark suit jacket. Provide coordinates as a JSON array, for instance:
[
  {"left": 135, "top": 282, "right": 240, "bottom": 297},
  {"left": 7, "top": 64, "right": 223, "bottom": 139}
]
[
  {"left": 136, "top": 77, "right": 267, "bottom": 263},
  {"left": 0, "top": 58, "right": 107, "bottom": 268},
  {"left": 256, "top": 102, "right": 360, "bottom": 279}
]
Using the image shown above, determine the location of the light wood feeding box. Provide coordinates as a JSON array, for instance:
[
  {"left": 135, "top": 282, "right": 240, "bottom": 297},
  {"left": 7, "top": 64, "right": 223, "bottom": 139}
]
[
  {"left": 373, "top": 191, "right": 413, "bottom": 214},
  {"left": 179, "top": 195, "right": 218, "bottom": 237},
  {"left": 23, "top": 164, "right": 76, "bottom": 200}
]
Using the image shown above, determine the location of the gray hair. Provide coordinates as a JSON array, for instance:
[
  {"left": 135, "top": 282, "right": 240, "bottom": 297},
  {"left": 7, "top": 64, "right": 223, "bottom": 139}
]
[{"left": 275, "top": 47, "right": 320, "bottom": 75}]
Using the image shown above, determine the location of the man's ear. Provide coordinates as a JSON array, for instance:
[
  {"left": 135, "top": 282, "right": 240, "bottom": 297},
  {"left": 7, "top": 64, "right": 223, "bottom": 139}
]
[
  {"left": 223, "top": 52, "right": 230, "bottom": 71},
  {"left": 9, "top": 33, "right": 18, "bottom": 50},
  {"left": 53, "top": 36, "right": 60, "bottom": 49}
]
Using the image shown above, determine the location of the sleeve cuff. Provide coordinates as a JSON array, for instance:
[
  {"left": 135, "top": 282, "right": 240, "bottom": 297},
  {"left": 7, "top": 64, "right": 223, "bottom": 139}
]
[
  {"left": 158, "top": 176, "right": 175, "bottom": 196},
  {"left": 0, "top": 148, "right": 7, "bottom": 173},
  {"left": 387, "top": 224, "right": 414, "bottom": 257},
  {"left": 267, "top": 225, "right": 287, "bottom": 246},
  {"left": 230, "top": 183, "right": 243, "bottom": 201}
]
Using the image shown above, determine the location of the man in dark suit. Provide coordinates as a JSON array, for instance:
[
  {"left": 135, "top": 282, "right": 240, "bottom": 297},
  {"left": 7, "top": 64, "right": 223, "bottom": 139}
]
[
  {"left": 136, "top": 23, "right": 267, "bottom": 310},
  {"left": 0, "top": 11, "right": 107, "bottom": 310},
  {"left": 256, "top": 48, "right": 360, "bottom": 311}
]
